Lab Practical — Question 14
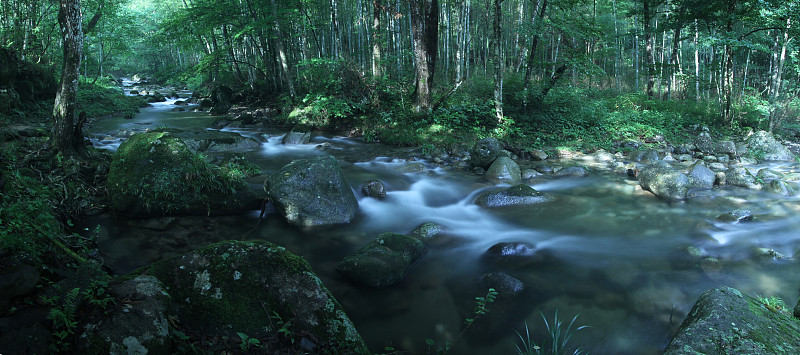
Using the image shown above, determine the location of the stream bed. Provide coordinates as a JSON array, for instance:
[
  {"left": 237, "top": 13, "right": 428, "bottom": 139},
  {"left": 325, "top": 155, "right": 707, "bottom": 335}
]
[{"left": 84, "top": 97, "right": 800, "bottom": 354}]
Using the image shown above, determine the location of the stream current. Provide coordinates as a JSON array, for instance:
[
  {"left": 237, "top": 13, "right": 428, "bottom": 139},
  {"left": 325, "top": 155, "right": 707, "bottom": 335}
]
[{"left": 84, "top": 94, "right": 800, "bottom": 354}]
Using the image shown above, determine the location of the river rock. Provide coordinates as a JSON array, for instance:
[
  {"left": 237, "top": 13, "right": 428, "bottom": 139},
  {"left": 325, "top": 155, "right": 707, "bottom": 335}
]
[
  {"left": 265, "top": 156, "right": 358, "bottom": 227},
  {"left": 474, "top": 184, "right": 547, "bottom": 208},
  {"left": 688, "top": 163, "right": 715, "bottom": 188},
  {"left": 282, "top": 125, "right": 312, "bottom": 144},
  {"left": 756, "top": 168, "right": 783, "bottom": 180},
  {"left": 482, "top": 242, "right": 543, "bottom": 269},
  {"left": 638, "top": 161, "right": 690, "bottom": 201},
  {"left": 79, "top": 275, "right": 172, "bottom": 354},
  {"left": 716, "top": 209, "right": 753, "bottom": 223},
  {"left": 714, "top": 140, "right": 737, "bottom": 156},
  {"left": 555, "top": 166, "right": 589, "bottom": 177},
  {"left": 337, "top": 233, "right": 425, "bottom": 287},
  {"left": 470, "top": 137, "right": 502, "bottom": 169},
  {"left": 694, "top": 131, "right": 715, "bottom": 154},
  {"left": 137, "top": 241, "right": 368, "bottom": 352},
  {"left": 485, "top": 157, "right": 521, "bottom": 184},
  {"left": 709, "top": 162, "right": 726, "bottom": 171},
  {"left": 410, "top": 222, "right": 444, "bottom": 242},
  {"left": 482, "top": 272, "right": 524, "bottom": 299},
  {"left": 107, "top": 132, "right": 260, "bottom": 217},
  {"left": 747, "top": 130, "right": 795, "bottom": 161},
  {"left": 361, "top": 180, "right": 386, "bottom": 199},
  {"left": 534, "top": 165, "right": 554, "bottom": 174},
  {"left": 725, "top": 167, "right": 762, "bottom": 189},
  {"left": 665, "top": 287, "right": 800, "bottom": 354},
  {"left": 530, "top": 149, "right": 548, "bottom": 161},
  {"left": 157, "top": 128, "right": 260, "bottom": 153},
  {"left": 632, "top": 149, "right": 660, "bottom": 164},
  {"left": 765, "top": 180, "right": 798, "bottom": 197}
]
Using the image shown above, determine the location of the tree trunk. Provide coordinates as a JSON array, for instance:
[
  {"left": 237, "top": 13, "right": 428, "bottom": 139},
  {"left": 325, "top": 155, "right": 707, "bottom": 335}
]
[
  {"left": 52, "top": 0, "right": 84, "bottom": 156},
  {"left": 522, "top": 0, "right": 547, "bottom": 107},
  {"left": 410, "top": 0, "right": 438, "bottom": 112},
  {"left": 371, "top": 0, "right": 382, "bottom": 77},
  {"left": 492, "top": 0, "right": 504, "bottom": 121},
  {"left": 271, "top": 0, "right": 295, "bottom": 101},
  {"left": 643, "top": 0, "right": 654, "bottom": 97}
]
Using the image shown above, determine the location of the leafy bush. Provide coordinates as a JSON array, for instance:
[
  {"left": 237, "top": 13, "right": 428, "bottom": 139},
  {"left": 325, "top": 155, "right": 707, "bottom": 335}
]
[{"left": 77, "top": 78, "right": 148, "bottom": 119}]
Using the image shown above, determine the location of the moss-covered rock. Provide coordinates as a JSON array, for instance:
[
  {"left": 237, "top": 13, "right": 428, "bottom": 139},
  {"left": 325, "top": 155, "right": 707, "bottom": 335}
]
[
  {"left": 337, "top": 233, "right": 425, "bottom": 287},
  {"left": 726, "top": 166, "right": 762, "bottom": 190},
  {"left": 747, "top": 131, "right": 795, "bottom": 161},
  {"left": 471, "top": 137, "right": 502, "bottom": 169},
  {"left": 136, "top": 240, "right": 369, "bottom": 353},
  {"left": 474, "top": 184, "right": 547, "bottom": 208},
  {"left": 485, "top": 156, "right": 521, "bottom": 185},
  {"left": 107, "top": 131, "right": 260, "bottom": 217},
  {"left": 265, "top": 156, "right": 359, "bottom": 227},
  {"left": 665, "top": 287, "right": 800, "bottom": 354},
  {"left": 155, "top": 128, "right": 260, "bottom": 154}
]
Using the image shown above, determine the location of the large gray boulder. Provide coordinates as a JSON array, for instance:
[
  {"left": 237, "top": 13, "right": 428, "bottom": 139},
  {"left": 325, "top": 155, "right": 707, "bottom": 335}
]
[
  {"left": 137, "top": 241, "right": 368, "bottom": 353},
  {"left": 337, "top": 233, "right": 425, "bottom": 287},
  {"left": 638, "top": 161, "right": 691, "bottom": 201},
  {"left": 688, "top": 163, "right": 715, "bottom": 188},
  {"left": 474, "top": 184, "right": 547, "bottom": 208},
  {"left": 726, "top": 167, "right": 762, "bottom": 189},
  {"left": 282, "top": 125, "right": 312, "bottom": 144},
  {"left": 747, "top": 130, "right": 795, "bottom": 161},
  {"left": 665, "top": 287, "right": 800, "bottom": 354},
  {"left": 471, "top": 137, "right": 503, "bottom": 169},
  {"left": 485, "top": 157, "right": 521, "bottom": 184},
  {"left": 265, "top": 156, "right": 358, "bottom": 227},
  {"left": 156, "top": 128, "right": 260, "bottom": 153}
]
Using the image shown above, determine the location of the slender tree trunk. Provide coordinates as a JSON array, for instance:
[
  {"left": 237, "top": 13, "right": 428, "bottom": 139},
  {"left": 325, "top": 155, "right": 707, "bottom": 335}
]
[
  {"left": 372, "top": 0, "right": 382, "bottom": 77},
  {"left": 769, "top": 18, "right": 791, "bottom": 132},
  {"left": 643, "top": 0, "right": 654, "bottom": 97},
  {"left": 271, "top": 0, "right": 295, "bottom": 101},
  {"left": 410, "top": 0, "right": 438, "bottom": 112},
  {"left": 52, "top": 0, "right": 84, "bottom": 156},
  {"left": 694, "top": 19, "right": 700, "bottom": 101},
  {"left": 491, "top": 0, "right": 504, "bottom": 121},
  {"left": 522, "top": 0, "right": 547, "bottom": 106}
]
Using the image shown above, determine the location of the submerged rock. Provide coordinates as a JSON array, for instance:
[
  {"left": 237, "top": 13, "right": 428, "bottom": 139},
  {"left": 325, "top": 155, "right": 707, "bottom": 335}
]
[
  {"left": 716, "top": 209, "right": 753, "bottom": 223},
  {"left": 766, "top": 180, "right": 798, "bottom": 197},
  {"left": 155, "top": 128, "right": 260, "bottom": 153},
  {"left": 337, "top": 233, "right": 425, "bottom": 287},
  {"left": 282, "top": 125, "right": 312, "bottom": 144},
  {"left": 474, "top": 184, "right": 547, "bottom": 208},
  {"left": 410, "top": 222, "right": 444, "bottom": 242},
  {"left": 482, "top": 242, "right": 543, "bottom": 268},
  {"left": 665, "top": 287, "right": 800, "bottom": 354},
  {"left": 265, "top": 156, "right": 359, "bottom": 227},
  {"left": 485, "top": 157, "right": 521, "bottom": 185},
  {"left": 747, "top": 130, "right": 795, "bottom": 161},
  {"left": 555, "top": 166, "right": 589, "bottom": 177},
  {"left": 137, "top": 241, "right": 368, "bottom": 353},
  {"left": 638, "top": 161, "right": 690, "bottom": 201},
  {"left": 470, "top": 137, "right": 502, "bottom": 169},
  {"left": 107, "top": 132, "right": 260, "bottom": 217},
  {"left": 361, "top": 179, "right": 387, "bottom": 199},
  {"left": 725, "top": 166, "right": 762, "bottom": 189}
]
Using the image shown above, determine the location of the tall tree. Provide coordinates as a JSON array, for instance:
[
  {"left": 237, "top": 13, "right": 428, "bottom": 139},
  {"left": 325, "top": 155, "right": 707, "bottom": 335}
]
[
  {"left": 410, "top": 0, "right": 439, "bottom": 112},
  {"left": 491, "top": 0, "right": 504, "bottom": 120},
  {"left": 52, "top": 0, "right": 84, "bottom": 156}
]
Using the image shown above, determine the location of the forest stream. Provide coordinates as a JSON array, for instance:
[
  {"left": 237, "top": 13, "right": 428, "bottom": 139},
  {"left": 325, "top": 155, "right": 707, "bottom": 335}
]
[{"left": 82, "top": 87, "right": 800, "bottom": 354}]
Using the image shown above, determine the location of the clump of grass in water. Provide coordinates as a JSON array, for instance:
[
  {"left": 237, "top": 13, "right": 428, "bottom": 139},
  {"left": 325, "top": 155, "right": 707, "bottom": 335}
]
[{"left": 513, "top": 310, "right": 590, "bottom": 355}]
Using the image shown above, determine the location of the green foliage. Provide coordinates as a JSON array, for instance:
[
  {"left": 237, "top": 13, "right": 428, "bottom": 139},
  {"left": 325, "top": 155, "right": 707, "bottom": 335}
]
[
  {"left": 0, "top": 168, "right": 61, "bottom": 258},
  {"left": 76, "top": 78, "right": 148, "bottom": 119},
  {"left": 758, "top": 296, "right": 788, "bottom": 314},
  {"left": 236, "top": 332, "right": 263, "bottom": 351},
  {"left": 513, "top": 311, "right": 590, "bottom": 355}
]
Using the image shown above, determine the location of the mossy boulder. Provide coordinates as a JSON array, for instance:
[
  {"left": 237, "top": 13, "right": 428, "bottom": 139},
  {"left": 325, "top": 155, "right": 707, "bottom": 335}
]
[
  {"left": 471, "top": 137, "right": 503, "bottom": 169},
  {"left": 474, "top": 184, "right": 547, "bottom": 208},
  {"left": 79, "top": 275, "right": 172, "bottom": 354},
  {"left": 664, "top": 287, "right": 800, "bottom": 354},
  {"left": 282, "top": 125, "right": 312, "bottom": 144},
  {"left": 154, "top": 128, "right": 260, "bottom": 154},
  {"left": 747, "top": 131, "right": 795, "bottom": 161},
  {"left": 107, "top": 131, "right": 260, "bottom": 217},
  {"left": 265, "top": 156, "right": 359, "bottom": 227},
  {"left": 638, "top": 161, "right": 690, "bottom": 201},
  {"left": 485, "top": 157, "right": 521, "bottom": 185},
  {"left": 688, "top": 163, "right": 715, "bottom": 188},
  {"left": 337, "top": 233, "right": 425, "bottom": 287},
  {"left": 726, "top": 166, "right": 762, "bottom": 190},
  {"left": 136, "top": 240, "right": 368, "bottom": 353}
]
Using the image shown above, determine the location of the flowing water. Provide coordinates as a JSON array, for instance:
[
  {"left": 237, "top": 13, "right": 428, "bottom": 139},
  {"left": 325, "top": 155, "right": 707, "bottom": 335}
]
[{"left": 84, "top": 97, "right": 800, "bottom": 354}]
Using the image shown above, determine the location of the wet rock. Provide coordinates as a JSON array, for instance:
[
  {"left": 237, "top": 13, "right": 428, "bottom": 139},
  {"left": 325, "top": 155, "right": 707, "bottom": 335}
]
[
  {"left": 714, "top": 140, "right": 737, "bottom": 156},
  {"left": 747, "top": 130, "right": 795, "bottom": 161},
  {"left": 482, "top": 242, "right": 543, "bottom": 268},
  {"left": 534, "top": 165, "right": 554, "bottom": 174},
  {"left": 79, "top": 275, "right": 172, "bottom": 354},
  {"left": 725, "top": 167, "right": 762, "bottom": 189},
  {"left": 174, "top": 100, "right": 187, "bottom": 106},
  {"left": 0, "top": 260, "right": 40, "bottom": 308},
  {"left": 756, "top": 168, "right": 783, "bottom": 180},
  {"left": 410, "top": 222, "right": 444, "bottom": 242},
  {"left": 485, "top": 157, "right": 521, "bottom": 185},
  {"left": 470, "top": 137, "right": 502, "bottom": 169},
  {"left": 361, "top": 180, "right": 386, "bottom": 199},
  {"left": 688, "top": 163, "right": 715, "bottom": 188},
  {"left": 521, "top": 169, "right": 541, "bottom": 180},
  {"left": 530, "top": 149, "right": 548, "bottom": 161},
  {"left": 337, "top": 233, "right": 425, "bottom": 287},
  {"left": 638, "top": 161, "right": 690, "bottom": 201},
  {"left": 676, "top": 154, "right": 693, "bottom": 162},
  {"left": 555, "top": 166, "right": 588, "bottom": 177},
  {"left": 139, "top": 241, "right": 368, "bottom": 352},
  {"left": 107, "top": 132, "right": 260, "bottom": 217},
  {"left": 265, "top": 156, "right": 358, "bottom": 227},
  {"left": 482, "top": 272, "right": 524, "bottom": 299},
  {"left": 765, "top": 180, "right": 798, "bottom": 197},
  {"left": 282, "top": 126, "right": 312, "bottom": 144},
  {"left": 632, "top": 149, "right": 660, "bottom": 164},
  {"left": 714, "top": 172, "right": 727, "bottom": 186},
  {"left": 665, "top": 287, "right": 800, "bottom": 354},
  {"left": 474, "top": 184, "right": 547, "bottom": 208},
  {"left": 157, "top": 128, "right": 260, "bottom": 153},
  {"left": 716, "top": 209, "right": 753, "bottom": 223},
  {"left": 394, "top": 161, "right": 427, "bottom": 174},
  {"left": 709, "top": 162, "right": 726, "bottom": 171},
  {"left": 694, "top": 131, "right": 714, "bottom": 154},
  {"left": 752, "top": 247, "right": 786, "bottom": 260}
]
